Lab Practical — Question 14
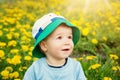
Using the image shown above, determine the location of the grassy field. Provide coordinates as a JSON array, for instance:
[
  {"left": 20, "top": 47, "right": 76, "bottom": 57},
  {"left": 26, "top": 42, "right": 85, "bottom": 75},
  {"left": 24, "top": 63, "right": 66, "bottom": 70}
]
[{"left": 0, "top": 0, "right": 120, "bottom": 80}]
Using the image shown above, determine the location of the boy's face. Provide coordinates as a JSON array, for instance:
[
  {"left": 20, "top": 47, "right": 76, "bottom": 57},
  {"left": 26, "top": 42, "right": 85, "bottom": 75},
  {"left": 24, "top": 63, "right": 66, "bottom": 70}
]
[{"left": 41, "top": 24, "right": 74, "bottom": 60}]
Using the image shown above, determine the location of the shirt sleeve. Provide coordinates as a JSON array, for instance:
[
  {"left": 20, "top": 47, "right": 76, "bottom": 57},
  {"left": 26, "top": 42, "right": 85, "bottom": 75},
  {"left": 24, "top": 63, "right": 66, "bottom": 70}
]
[
  {"left": 76, "top": 62, "right": 86, "bottom": 80},
  {"left": 23, "top": 64, "right": 36, "bottom": 80}
]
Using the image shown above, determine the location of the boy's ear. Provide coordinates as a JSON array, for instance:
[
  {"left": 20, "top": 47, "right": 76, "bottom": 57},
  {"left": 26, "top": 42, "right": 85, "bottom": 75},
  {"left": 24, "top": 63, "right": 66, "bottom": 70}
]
[{"left": 39, "top": 41, "right": 47, "bottom": 52}]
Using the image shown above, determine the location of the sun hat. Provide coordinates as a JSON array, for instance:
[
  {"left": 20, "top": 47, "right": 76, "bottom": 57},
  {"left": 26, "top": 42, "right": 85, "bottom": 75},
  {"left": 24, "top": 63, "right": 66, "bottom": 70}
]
[{"left": 32, "top": 13, "right": 80, "bottom": 58}]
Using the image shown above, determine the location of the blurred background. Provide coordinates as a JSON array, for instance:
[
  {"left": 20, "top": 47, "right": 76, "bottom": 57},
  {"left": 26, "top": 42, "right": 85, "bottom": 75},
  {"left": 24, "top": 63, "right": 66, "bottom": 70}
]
[{"left": 0, "top": 0, "right": 120, "bottom": 80}]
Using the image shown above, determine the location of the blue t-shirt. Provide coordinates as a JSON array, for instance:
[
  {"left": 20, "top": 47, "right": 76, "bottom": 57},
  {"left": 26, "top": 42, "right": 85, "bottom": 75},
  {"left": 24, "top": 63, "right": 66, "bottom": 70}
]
[{"left": 23, "top": 57, "right": 86, "bottom": 80}]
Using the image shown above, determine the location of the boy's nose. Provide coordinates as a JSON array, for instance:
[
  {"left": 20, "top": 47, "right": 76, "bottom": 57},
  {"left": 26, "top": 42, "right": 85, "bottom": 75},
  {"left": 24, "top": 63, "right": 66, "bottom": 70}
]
[{"left": 64, "top": 39, "right": 71, "bottom": 45}]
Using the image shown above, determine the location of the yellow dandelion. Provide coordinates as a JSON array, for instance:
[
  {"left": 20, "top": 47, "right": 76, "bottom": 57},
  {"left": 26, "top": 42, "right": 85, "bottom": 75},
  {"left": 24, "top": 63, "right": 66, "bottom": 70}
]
[
  {"left": 24, "top": 55, "right": 32, "bottom": 61},
  {"left": 102, "top": 36, "right": 107, "bottom": 42},
  {"left": 55, "top": 11, "right": 60, "bottom": 15},
  {"left": 0, "top": 50, "right": 5, "bottom": 58},
  {"left": 82, "top": 28, "right": 89, "bottom": 36},
  {"left": 14, "top": 32, "right": 20, "bottom": 39},
  {"left": 19, "top": 67, "right": 23, "bottom": 72},
  {"left": 12, "top": 71, "right": 19, "bottom": 78},
  {"left": 23, "top": 66, "right": 28, "bottom": 70},
  {"left": 14, "top": 79, "right": 21, "bottom": 80},
  {"left": 91, "top": 38, "right": 98, "bottom": 44},
  {"left": 0, "top": 30, "right": 3, "bottom": 36},
  {"left": 86, "top": 55, "right": 97, "bottom": 60},
  {"left": 103, "top": 77, "right": 112, "bottom": 80},
  {"left": 6, "top": 33, "right": 12, "bottom": 40},
  {"left": 8, "top": 40, "right": 17, "bottom": 47},
  {"left": 10, "top": 49, "right": 19, "bottom": 54},
  {"left": 78, "top": 57, "right": 83, "bottom": 61},
  {"left": 89, "top": 64, "right": 101, "bottom": 70},
  {"left": 110, "top": 54, "right": 119, "bottom": 60},
  {"left": 1, "top": 70, "right": 9, "bottom": 79},
  {"left": 112, "top": 66, "right": 118, "bottom": 71},
  {"left": 28, "top": 52, "right": 32, "bottom": 56},
  {"left": 11, "top": 55, "right": 21, "bottom": 65},
  {"left": 6, "top": 17, "right": 16, "bottom": 24},
  {"left": 0, "top": 42, "right": 6, "bottom": 47},
  {"left": 5, "top": 66, "right": 13, "bottom": 72},
  {"left": 21, "top": 45, "right": 29, "bottom": 52},
  {"left": 10, "top": 28, "right": 15, "bottom": 32},
  {"left": 9, "top": 73, "right": 14, "bottom": 79},
  {"left": 29, "top": 46, "right": 34, "bottom": 51},
  {"left": 118, "top": 66, "right": 120, "bottom": 71},
  {"left": 6, "top": 58, "right": 12, "bottom": 64}
]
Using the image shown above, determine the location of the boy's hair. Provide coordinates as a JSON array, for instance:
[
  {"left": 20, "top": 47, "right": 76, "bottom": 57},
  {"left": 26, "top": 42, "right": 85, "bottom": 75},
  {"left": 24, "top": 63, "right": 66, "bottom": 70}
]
[{"left": 32, "top": 13, "right": 80, "bottom": 58}]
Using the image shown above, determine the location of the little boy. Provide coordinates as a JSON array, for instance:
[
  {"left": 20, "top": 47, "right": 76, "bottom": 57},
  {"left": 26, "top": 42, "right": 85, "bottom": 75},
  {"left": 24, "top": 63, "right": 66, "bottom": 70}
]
[{"left": 23, "top": 13, "right": 86, "bottom": 80}]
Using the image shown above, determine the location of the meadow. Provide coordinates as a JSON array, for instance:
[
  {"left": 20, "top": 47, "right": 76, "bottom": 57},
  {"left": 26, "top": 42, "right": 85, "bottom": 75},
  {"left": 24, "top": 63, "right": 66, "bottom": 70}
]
[{"left": 0, "top": 0, "right": 120, "bottom": 80}]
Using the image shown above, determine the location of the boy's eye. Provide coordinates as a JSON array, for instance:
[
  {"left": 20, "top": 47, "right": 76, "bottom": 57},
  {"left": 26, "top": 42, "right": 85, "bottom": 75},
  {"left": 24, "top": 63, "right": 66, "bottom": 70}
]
[
  {"left": 68, "top": 36, "right": 72, "bottom": 39},
  {"left": 57, "top": 36, "right": 62, "bottom": 39}
]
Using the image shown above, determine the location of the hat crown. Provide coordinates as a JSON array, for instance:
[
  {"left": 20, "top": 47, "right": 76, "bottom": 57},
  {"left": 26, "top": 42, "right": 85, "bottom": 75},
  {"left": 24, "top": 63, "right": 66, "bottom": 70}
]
[{"left": 32, "top": 13, "right": 64, "bottom": 39}]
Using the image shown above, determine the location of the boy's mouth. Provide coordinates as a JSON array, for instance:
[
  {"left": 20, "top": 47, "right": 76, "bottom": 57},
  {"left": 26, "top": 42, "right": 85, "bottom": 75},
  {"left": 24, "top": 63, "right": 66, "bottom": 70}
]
[{"left": 62, "top": 48, "right": 70, "bottom": 51}]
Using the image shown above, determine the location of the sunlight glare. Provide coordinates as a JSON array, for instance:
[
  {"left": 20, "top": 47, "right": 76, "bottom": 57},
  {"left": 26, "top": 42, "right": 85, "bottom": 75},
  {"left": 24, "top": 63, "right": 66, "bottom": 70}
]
[{"left": 83, "top": 0, "right": 114, "bottom": 14}]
